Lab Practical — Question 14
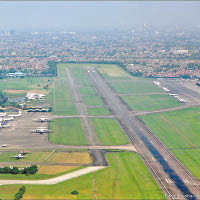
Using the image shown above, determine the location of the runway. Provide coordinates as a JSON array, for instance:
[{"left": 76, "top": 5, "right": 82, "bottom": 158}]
[{"left": 87, "top": 68, "right": 200, "bottom": 200}]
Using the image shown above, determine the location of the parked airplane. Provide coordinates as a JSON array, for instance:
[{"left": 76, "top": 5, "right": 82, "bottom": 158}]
[
  {"left": 0, "top": 120, "right": 10, "bottom": 128},
  {"left": 3, "top": 117, "right": 14, "bottom": 121},
  {"left": 34, "top": 117, "right": 50, "bottom": 122},
  {"left": 10, "top": 153, "right": 27, "bottom": 159},
  {"left": 0, "top": 113, "right": 6, "bottom": 117},
  {"left": 31, "top": 127, "right": 51, "bottom": 134},
  {"left": 0, "top": 124, "right": 10, "bottom": 128}
]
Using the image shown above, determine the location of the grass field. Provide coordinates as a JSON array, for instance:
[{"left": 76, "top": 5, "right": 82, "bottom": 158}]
[
  {"left": 121, "top": 94, "right": 181, "bottom": 111},
  {"left": 0, "top": 77, "right": 53, "bottom": 99},
  {"left": 87, "top": 107, "right": 110, "bottom": 116},
  {"left": 97, "top": 64, "right": 132, "bottom": 80},
  {"left": 82, "top": 95, "right": 104, "bottom": 106},
  {"left": 0, "top": 152, "right": 165, "bottom": 199},
  {"left": 109, "top": 79, "right": 163, "bottom": 94},
  {"left": 91, "top": 118, "right": 129, "bottom": 145},
  {"left": 141, "top": 106, "right": 200, "bottom": 179},
  {"left": 70, "top": 66, "right": 97, "bottom": 95},
  {"left": 37, "top": 165, "right": 80, "bottom": 175},
  {"left": 47, "top": 152, "right": 92, "bottom": 164},
  {"left": 0, "top": 152, "right": 50, "bottom": 162},
  {"left": 51, "top": 64, "right": 77, "bottom": 115},
  {"left": 49, "top": 118, "right": 88, "bottom": 145}
]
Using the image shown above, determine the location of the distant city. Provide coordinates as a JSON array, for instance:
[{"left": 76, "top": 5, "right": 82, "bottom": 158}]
[{"left": 1, "top": 26, "right": 200, "bottom": 79}]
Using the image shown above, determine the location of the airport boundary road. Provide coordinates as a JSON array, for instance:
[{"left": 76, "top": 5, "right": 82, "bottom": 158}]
[
  {"left": 0, "top": 166, "right": 106, "bottom": 185},
  {"left": 87, "top": 67, "right": 200, "bottom": 200}
]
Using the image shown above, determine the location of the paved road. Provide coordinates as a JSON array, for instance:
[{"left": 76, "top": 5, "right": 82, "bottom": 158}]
[
  {"left": 88, "top": 68, "right": 200, "bottom": 200},
  {"left": 50, "top": 115, "right": 114, "bottom": 119},
  {"left": 0, "top": 162, "right": 91, "bottom": 166},
  {"left": 0, "top": 144, "right": 137, "bottom": 152},
  {"left": 135, "top": 103, "right": 200, "bottom": 116},
  {"left": 0, "top": 166, "right": 106, "bottom": 185}
]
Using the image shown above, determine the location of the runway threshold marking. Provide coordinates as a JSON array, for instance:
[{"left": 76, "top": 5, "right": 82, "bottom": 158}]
[
  {"left": 183, "top": 179, "right": 190, "bottom": 184},
  {"left": 165, "top": 179, "right": 173, "bottom": 184}
]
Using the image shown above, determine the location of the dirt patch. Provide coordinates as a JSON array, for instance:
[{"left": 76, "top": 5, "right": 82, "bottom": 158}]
[
  {"left": 37, "top": 165, "right": 79, "bottom": 174},
  {"left": 27, "top": 90, "right": 48, "bottom": 94},
  {"left": 99, "top": 67, "right": 127, "bottom": 77},
  {"left": 47, "top": 152, "right": 92, "bottom": 164},
  {"left": 3, "top": 90, "right": 26, "bottom": 94}
]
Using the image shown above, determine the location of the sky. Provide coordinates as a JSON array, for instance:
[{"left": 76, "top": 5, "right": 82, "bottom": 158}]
[{"left": 0, "top": 1, "right": 200, "bottom": 31}]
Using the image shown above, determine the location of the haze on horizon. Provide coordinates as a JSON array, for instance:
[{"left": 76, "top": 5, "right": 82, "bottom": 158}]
[{"left": 0, "top": 1, "right": 200, "bottom": 31}]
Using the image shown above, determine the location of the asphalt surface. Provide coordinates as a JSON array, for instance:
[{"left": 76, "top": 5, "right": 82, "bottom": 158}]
[
  {"left": 87, "top": 68, "right": 200, "bottom": 200},
  {"left": 135, "top": 103, "right": 200, "bottom": 116}
]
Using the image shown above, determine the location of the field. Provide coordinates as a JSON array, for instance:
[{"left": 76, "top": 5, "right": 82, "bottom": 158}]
[
  {"left": 0, "top": 152, "right": 50, "bottom": 162},
  {"left": 91, "top": 118, "right": 129, "bottom": 145},
  {"left": 0, "top": 166, "right": 84, "bottom": 180},
  {"left": 87, "top": 107, "right": 110, "bottom": 116},
  {"left": 0, "top": 77, "right": 53, "bottom": 98},
  {"left": 50, "top": 64, "right": 77, "bottom": 115},
  {"left": 47, "top": 152, "right": 92, "bottom": 164},
  {"left": 37, "top": 165, "right": 80, "bottom": 175},
  {"left": 109, "top": 79, "right": 163, "bottom": 94},
  {"left": 82, "top": 95, "right": 104, "bottom": 106},
  {"left": 97, "top": 64, "right": 164, "bottom": 96},
  {"left": 121, "top": 94, "right": 181, "bottom": 111},
  {"left": 0, "top": 152, "right": 165, "bottom": 199},
  {"left": 49, "top": 118, "right": 88, "bottom": 145},
  {"left": 97, "top": 64, "right": 132, "bottom": 80},
  {"left": 141, "top": 106, "right": 200, "bottom": 179}
]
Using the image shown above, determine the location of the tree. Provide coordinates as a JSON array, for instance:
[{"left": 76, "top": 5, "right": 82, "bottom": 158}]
[
  {"left": 11, "top": 167, "right": 19, "bottom": 174},
  {"left": 71, "top": 190, "right": 79, "bottom": 195}
]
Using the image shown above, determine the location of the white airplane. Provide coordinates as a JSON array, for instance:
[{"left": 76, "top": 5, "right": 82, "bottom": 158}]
[
  {"left": 3, "top": 117, "right": 14, "bottom": 121},
  {"left": 11, "top": 153, "right": 27, "bottom": 159},
  {"left": 0, "top": 123, "right": 10, "bottom": 128},
  {"left": 0, "top": 113, "right": 6, "bottom": 117},
  {"left": 31, "top": 127, "right": 51, "bottom": 134},
  {"left": 34, "top": 117, "right": 50, "bottom": 122}
]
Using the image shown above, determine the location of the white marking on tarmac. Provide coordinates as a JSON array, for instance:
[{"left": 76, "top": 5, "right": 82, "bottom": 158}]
[
  {"left": 183, "top": 179, "right": 190, "bottom": 184},
  {"left": 165, "top": 179, "right": 172, "bottom": 184}
]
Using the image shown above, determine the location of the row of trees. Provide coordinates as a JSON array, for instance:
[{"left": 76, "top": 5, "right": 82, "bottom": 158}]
[
  {"left": 0, "top": 165, "right": 38, "bottom": 175},
  {"left": 0, "top": 91, "right": 8, "bottom": 106},
  {"left": 41, "top": 61, "right": 57, "bottom": 76},
  {"left": 14, "top": 186, "right": 26, "bottom": 200}
]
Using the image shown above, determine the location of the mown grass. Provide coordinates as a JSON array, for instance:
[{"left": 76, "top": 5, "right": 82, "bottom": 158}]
[
  {"left": 141, "top": 106, "right": 200, "bottom": 179},
  {"left": 121, "top": 94, "right": 181, "bottom": 111},
  {"left": 0, "top": 152, "right": 50, "bottom": 162},
  {"left": 109, "top": 79, "right": 163, "bottom": 94},
  {"left": 70, "top": 66, "right": 97, "bottom": 95},
  {"left": 0, "top": 152, "right": 165, "bottom": 199},
  {"left": 51, "top": 64, "right": 77, "bottom": 115},
  {"left": 91, "top": 118, "right": 129, "bottom": 145},
  {"left": 49, "top": 118, "right": 88, "bottom": 145},
  {"left": 47, "top": 152, "right": 91, "bottom": 164},
  {"left": 97, "top": 64, "right": 132, "bottom": 80},
  {"left": 87, "top": 107, "right": 110, "bottom": 116},
  {"left": 82, "top": 95, "right": 104, "bottom": 106}
]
